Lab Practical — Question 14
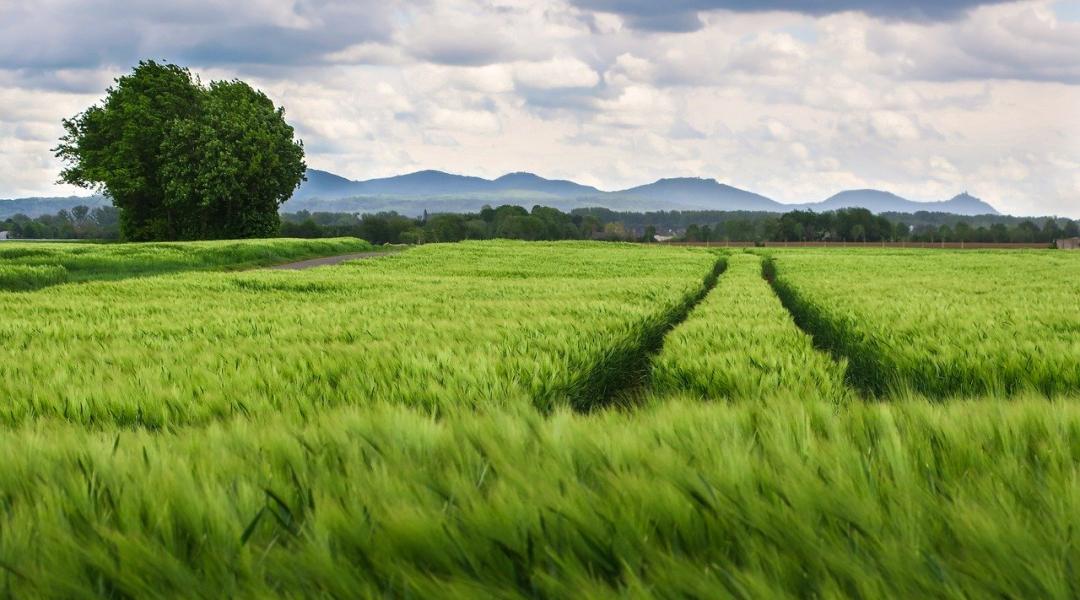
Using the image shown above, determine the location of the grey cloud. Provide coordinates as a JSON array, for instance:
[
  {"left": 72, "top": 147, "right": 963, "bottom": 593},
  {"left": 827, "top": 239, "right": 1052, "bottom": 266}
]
[
  {"left": 0, "top": 68, "right": 116, "bottom": 94},
  {"left": 667, "top": 119, "right": 708, "bottom": 139},
  {"left": 864, "top": 10, "right": 1080, "bottom": 84},
  {"left": 11, "top": 122, "right": 59, "bottom": 142},
  {"left": 174, "top": 25, "right": 362, "bottom": 67},
  {"left": 569, "top": 0, "right": 1014, "bottom": 31},
  {"left": 406, "top": 34, "right": 517, "bottom": 66},
  {"left": 397, "top": 14, "right": 546, "bottom": 67},
  {"left": 0, "top": 22, "right": 142, "bottom": 70},
  {"left": 516, "top": 87, "right": 603, "bottom": 113},
  {"left": 624, "top": 11, "right": 705, "bottom": 33},
  {"left": 0, "top": 1, "right": 392, "bottom": 78}
]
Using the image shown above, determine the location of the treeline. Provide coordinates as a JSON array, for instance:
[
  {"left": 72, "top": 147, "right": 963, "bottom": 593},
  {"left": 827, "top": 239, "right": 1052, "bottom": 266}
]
[
  {"left": 577, "top": 207, "right": 1079, "bottom": 243},
  {"left": 1, "top": 206, "right": 120, "bottom": 240},
  {"left": 877, "top": 211, "right": 1067, "bottom": 230},
  {"left": 574, "top": 208, "right": 776, "bottom": 231},
  {"left": 280, "top": 205, "right": 630, "bottom": 244},
  {"left": 774, "top": 209, "right": 1077, "bottom": 243},
  {"left": 4, "top": 203, "right": 1077, "bottom": 245}
]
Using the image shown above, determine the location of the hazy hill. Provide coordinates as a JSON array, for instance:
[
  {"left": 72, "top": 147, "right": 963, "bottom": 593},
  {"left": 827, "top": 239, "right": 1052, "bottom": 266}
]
[
  {"left": 802, "top": 189, "right": 911, "bottom": 213},
  {"left": 3, "top": 170, "right": 1004, "bottom": 220},
  {"left": 357, "top": 170, "right": 492, "bottom": 195},
  {"left": 0, "top": 195, "right": 109, "bottom": 219},
  {"left": 288, "top": 168, "right": 1002, "bottom": 216},
  {"left": 616, "top": 177, "right": 786, "bottom": 211},
  {"left": 800, "top": 190, "right": 999, "bottom": 215},
  {"left": 935, "top": 192, "right": 1001, "bottom": 215},
  {"left": 296, "top": 170, "right": 359, "bottom": 200},
  {"left": 490, "top": 172, "right": 600, "bottom": 196},
  {"left": 293, "top": 169, "right": 600, "bottom": 200}
]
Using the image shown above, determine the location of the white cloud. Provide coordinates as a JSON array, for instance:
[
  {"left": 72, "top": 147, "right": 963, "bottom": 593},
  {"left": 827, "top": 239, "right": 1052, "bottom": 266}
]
[
  {"left": 867, "top": 111, "right": 922, "bottom": 141},
  {"left": 514, "top": 57, "right": 600, "bottom": 89},
  {"left": 863, "top": 2, "right": 1080, "bottom": 82},
  {"left": 0, "top": 0, "right": 1078, "bottom": 217},
  {"left": 594, "top": 85, "right": 677, "bottom": 127},
  {"left": 928, "top": 155, "right": 961, "bottom": 180},
  {"left": 727, "top": 32, "right": 808, "bottom": 75},
  {"left": 995, "top": 156, "right": 1032, "bottom": 181},
  {"left": 428, "top": 107, "right": 502, "bottom": 134},
  {"left": 325, "top": 43, "right": 407, "bottom": 65},
  {"left": 602, "top": 53, "right": 655, "bottom": 86}
]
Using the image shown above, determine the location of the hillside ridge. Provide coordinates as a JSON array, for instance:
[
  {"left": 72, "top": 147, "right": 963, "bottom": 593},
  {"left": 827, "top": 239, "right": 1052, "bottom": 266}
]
[{"left": 288, "top": 168, "right": 1001, "bottom": 216}]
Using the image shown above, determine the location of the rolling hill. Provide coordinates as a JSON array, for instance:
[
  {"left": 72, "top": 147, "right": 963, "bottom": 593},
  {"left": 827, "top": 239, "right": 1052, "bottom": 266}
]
[
  {"left": 800, "top": 190, "right": 998, "bottom": 215},
  {"left": 286, "top": 168, "right": 1001, "bottom": 216},
  {"left": 292, "top": 169, "right": 600, "bottom": 200},
  {"left": 616, "top": 177, "right": 786, "bottom": 212},
  {"left": 2, "top": 170, "right": 1003, "bottom": 220},
  {"left": 0, "top": 195, "right": 109, "bottom": 219}
]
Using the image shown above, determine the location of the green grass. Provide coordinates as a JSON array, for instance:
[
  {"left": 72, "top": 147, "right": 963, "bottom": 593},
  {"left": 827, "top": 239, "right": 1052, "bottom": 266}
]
[
  {"left": 1, "top": 241, "right": 1078, "bottom": 597},
  {"left": 0, "top": 237, "right": 374, "bottom": 290},
  {"left": 767, "top": 249, "right": 1080, "bottom": 398}
]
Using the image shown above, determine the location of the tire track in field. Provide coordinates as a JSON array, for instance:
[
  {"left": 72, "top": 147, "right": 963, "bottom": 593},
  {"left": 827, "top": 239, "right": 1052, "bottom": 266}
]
[
  {"left": 647, "top": 252, "right": 856, "bottom": 403},
  {"left": 565, "top": 254, "right": 728, "bottom": 412},
  {"left": 761, "top": 255, "right": 883, "bottom": 398}
]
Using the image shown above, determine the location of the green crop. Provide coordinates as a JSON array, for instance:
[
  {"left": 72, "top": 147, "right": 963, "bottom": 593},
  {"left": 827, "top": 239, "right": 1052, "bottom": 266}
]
[
  {"left": 1, "top": 240, "right": 1077, "bottom": 598},
  {"left": 768, "top": 249, "right": 1080, "bottom": 398},
  {"left": 652, "top": 253, "right": 852, "bottom": 401},
  {"left": 0, "top": 237, "right": 373, "bottom": 290},
  {"left": 2, "top": 397, "right": 1080, "bottom": 598},
  {"left": 0, "top": 264, "right": 68, "bottom": 291},
  {"left": 0, "top": 241, "right": 718, "bottom": 427}
]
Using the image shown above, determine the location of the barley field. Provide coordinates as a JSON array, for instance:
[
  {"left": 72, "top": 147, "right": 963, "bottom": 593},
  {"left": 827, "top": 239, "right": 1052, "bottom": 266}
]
[
  {"left": 0, "top": 238, "right": 373, "bottom": 291},
  {"left": 768, "top": 249, "right": 1080, "bottom": 398},
  {"left": 1, "top": 239, "right": 1078, "bottom": 598}
]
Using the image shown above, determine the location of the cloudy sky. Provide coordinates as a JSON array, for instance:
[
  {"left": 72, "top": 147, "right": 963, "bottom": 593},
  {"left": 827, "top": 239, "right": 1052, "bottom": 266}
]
[{"left": 2, "top": 0, "right": 1079, "bottom": 216}]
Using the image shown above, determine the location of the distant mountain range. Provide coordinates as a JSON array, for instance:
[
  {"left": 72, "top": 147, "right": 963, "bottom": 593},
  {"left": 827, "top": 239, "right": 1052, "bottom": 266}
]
[
  {"left": 297, "top": 169, "right": 601, "bottom": 200},
  {"left": 1, "top": 169, "right": 1001, "bottom": 220},
  {"left": 285, "top": 168, "right": 1000, "bottom": 217},
  {"left": 805, "top": 190, "right": 995, "bottom": 215},
  {"left": 0, "top": 195, "right": 110, "bottom": 218}
]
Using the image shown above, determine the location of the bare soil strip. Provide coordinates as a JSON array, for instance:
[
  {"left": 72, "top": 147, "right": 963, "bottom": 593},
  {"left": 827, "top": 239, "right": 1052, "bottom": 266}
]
[{"left": 267, "top": 251, "right": 395, "bottom": 270}]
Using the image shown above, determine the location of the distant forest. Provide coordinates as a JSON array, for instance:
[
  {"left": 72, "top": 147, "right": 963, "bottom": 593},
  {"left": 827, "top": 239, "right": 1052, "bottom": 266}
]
[
  {"left": 2, "top": 205, "right": 120, "bottom": 240},
  {"left": 3, "top": 204, "right": 1078, "bottom": 245}
]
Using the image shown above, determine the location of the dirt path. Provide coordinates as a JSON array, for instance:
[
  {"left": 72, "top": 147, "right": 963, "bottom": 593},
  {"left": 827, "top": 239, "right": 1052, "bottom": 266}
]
[{"left": 268, "top": 251, "right": 395, "bottom": 270}]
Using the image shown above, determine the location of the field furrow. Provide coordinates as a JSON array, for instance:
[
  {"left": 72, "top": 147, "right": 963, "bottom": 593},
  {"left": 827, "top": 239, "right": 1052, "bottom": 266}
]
[
  {"left": 768, "top": 250, "right": 1080, "bottom": 398},
  {"left": 0, "top": 241, "right": 717, "bottom": 426},
  {"left": 651, "top": 252, "right": 852, "bottom": 402}
]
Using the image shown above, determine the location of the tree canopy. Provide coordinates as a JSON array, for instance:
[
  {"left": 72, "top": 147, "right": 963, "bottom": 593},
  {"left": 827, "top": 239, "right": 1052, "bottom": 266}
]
[{"left": 55, "top": 61, "right": 305, "bottom": 240}]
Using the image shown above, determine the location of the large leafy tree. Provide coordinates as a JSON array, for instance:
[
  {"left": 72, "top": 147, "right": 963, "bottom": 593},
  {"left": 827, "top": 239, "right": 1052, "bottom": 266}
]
[
  {"left": 55, "top": 61, "right": 305, "bottom": 240},
  {"left": 159, "top": 80, "right": 306, "bottom": 239}
]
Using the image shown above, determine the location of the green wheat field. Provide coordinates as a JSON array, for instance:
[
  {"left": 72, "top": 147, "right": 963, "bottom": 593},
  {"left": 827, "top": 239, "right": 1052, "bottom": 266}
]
[{"left": 2, "top": 239, "right": 1080, "bottom": 598}]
